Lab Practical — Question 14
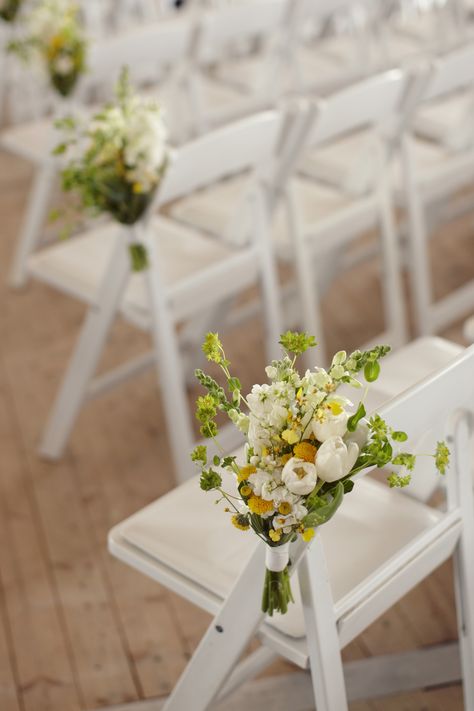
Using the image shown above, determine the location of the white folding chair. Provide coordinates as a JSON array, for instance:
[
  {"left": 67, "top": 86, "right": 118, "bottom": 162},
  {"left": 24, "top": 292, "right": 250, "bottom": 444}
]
[
  {"left": 398, "top": 43, "right": 474, "bottom": 336},
  {"left": 274, "top": 69, "right": 417, "bottom": 366},
  {"left": 2, "top": 14, "right": 195, "bottom": 288},
  {"left": 185, "top": 0, "right": 291, "bottom": 135},
  {"left": 109, "top": 342, "right": 474, "bottom": 711},
  {"left": 28, "top": 110, "right": 300, "bottom": 482}
]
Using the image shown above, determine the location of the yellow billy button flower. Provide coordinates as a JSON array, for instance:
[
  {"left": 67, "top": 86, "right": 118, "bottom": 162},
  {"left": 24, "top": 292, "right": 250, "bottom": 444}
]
[
  {"left": 269, "top": 529, "right": 282, "bottom": 542},
  {"left": 293, "top": 441, "right": 317, "bottom": 463},
  {"left": 238, "top": 464, "right": 256, "bottom": 483},
  {"left": 278, "top": 502, "right": 292, "bottom": 515},
  {"left": 232, "top": 514, "right": 250, "bottom": 531},
  {"left": 248, "top": 495, "right": 275, "bottom": 515},
  {"left": 240, "top": 485, "right": 252, "bottom": 498},
  {"left": 302, "top": 528, "right": 315, "bottom": 542},
  {"left": 132, "top": 182, "right": 144, "bottom": 194}
]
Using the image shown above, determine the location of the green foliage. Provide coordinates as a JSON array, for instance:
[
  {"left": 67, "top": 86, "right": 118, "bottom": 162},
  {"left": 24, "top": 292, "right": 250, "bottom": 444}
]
[
  {"left": 347, "top": 402, "right": 366, "bottom": 432},
  {"left": 387, "top": 473, "right": 412, "bottom": 488},
  {"left": 279, "top": 331, "right": 317, "bottom": 356},
  {"left": 202, "top": 333, "right": 226, "bottom": 365},
  {"left": 435, "top": 441, "right": 450, "bottom": 475},
  {"left": 303, "top": 482, "right": 344, "bottom": 527},
  {"left": 191, "top": 445, "right": 207, "bottom": 465},
  {"left": 200, "top": 469, "right": 222, "bottom": 491}
]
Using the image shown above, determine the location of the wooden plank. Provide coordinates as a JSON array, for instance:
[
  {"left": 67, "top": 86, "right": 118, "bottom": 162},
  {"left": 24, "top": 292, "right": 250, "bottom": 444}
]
[
  {"left": 3, "top": 342, "right": 140, "bottom": 709},
  {"left": 0, "top": 357, "right": 82, "bottom": 711}
]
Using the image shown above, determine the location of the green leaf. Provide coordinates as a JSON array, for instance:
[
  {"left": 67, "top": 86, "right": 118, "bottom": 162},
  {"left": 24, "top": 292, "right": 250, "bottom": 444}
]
[
  {"left": 391, "top": 430, "right": 408, "bottom": 442},
  {"left": 364, "top": 360, "right": 380, "bottom": 382},
  {"left": 303, "top": 482, "right": 344, "bottom": 527},
  {"left": 343, "top": 479, "right": 354, "bottom": 494},
  {"left": 347, "top": 402, "right": 366, "bottom": 432}
]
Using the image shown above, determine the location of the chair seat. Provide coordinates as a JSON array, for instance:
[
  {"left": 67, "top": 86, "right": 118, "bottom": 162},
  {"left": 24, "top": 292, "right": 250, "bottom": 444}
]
[
  {"left": 0, "top": 118, "right": 56, "bottom": 164},
  {"left": 110, "top": 468, "right": 441, "bottom": 643},
  {"left": 414, "top": 91, "right": 474, "bottom": 152},
  {"left": 27, "top": 216, "right": 255, "bottom": 326}
]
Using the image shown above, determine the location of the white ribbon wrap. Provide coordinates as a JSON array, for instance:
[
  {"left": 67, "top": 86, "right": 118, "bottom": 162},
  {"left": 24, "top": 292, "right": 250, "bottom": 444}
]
[{"left": 265, "top": 542, "right": 290, "bottom": 572}]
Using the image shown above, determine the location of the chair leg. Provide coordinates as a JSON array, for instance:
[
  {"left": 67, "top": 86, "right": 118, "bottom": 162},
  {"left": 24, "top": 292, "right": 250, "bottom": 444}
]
[
  {"left": 9, "top": 161, "right": 57, "bottom": 289},
  {"left": 145, "top": 239, "right": 199, "bottom": 484},
  {"left": 254, "top": 189, "right": 283, "bottom": 362},
  {"left": 284, "top": 187, "right": 327, "bottom": 367},
  {"left": 39, "top": 238, "right": 131, "bottom": 459},
  {"left": 400, "top": 135, "right": 434, "bottom": 336},
  {"left": 452, "top": 413, "right": 474, "bottom": 708},
  {"left": 299, "top": 536, "right": 348, "bottom": 711},
  {"left": 377, "top": 168, "right": 407, "bottom": 348},
  {"left": 162, "top": 544, "right": 267, "bottom": 711}
]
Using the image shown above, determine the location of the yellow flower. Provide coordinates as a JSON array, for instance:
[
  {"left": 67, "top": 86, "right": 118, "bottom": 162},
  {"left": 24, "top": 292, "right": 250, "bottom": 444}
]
[
  {"left": 240, "top": 485, "right": 252, "bottom": 498},
  {"left": 282, "top": 428, "right": 300, "bottom": 445},
  {"left": 302, "top": 528, "right": 315, "bottom": 542},
  {"left": 232, "top": 514, "right": 250, "bottom": 531},
  {"left": 248, "top": 495, "right": 274, "bottom": 515},
  {"left": 278, "top": 502, "right": 292, "bottom": 515},
  {"left": 269, "top": 529, "right": 281, "bottom": 542},
  {"left": 132, "top": 182, "right": 143, "bottom": 194},
  {"left": 238, "top": 465, "right": 256, "bottom": 483},
  {"left": 280, "top": 452, "right": 292, "bottom": 466},
  {"left": 293, "top": 441, "right": 317, "bottom": 463},
  {"left": 327, "top": 401, "right": 343, "bottom": 415}
]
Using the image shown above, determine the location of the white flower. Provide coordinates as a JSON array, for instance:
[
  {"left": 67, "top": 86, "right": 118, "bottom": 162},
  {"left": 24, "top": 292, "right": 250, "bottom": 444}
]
[
  {"left": 53, "top": 55, "right": 74, "bottom": 76},
  {"left": 248, "top": 469, "right": 273, "bottom": 497},
  {"left": 315, "top": 436, "right": 359, "bottom": 482},
  {"left": 282, "top": 457, "right": 317, "bottom": 495},
  {"left": 273, "top": 503, "right": 308, "bottom": 533},
  {"left": 312, "top": 408, "right": 348, "bottom": 442},
  {"left": 344, "top": 418, "right": 369, "bottom": 450},
  {"left": 261, "top": 484, "right": 294, "bottom": 506}
]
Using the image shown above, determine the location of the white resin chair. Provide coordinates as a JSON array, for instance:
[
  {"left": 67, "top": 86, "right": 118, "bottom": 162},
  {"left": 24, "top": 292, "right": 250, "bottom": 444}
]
[
  {"left": 2, "top": 15, "right": 195, "bottom": 288},
  {"left": 109, "top": 341, "right": 474, "bottom": 711},
  {"left": 171, "top": 70, "right": 413, "bottom": 366},
  {"left": 28, "top": 110, "right": 300, "bottom": 482},
  {"left": 185, "top": 0, "right": 291, "bottom": 134},
  {"left": 398, "top": 43, "right": 474, "bottom": 336}
]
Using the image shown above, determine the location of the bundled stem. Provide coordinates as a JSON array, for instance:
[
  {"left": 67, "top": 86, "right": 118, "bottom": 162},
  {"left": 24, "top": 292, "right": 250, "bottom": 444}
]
[{"left": 262, "top": 567, "right": 294, "bottom": 616}]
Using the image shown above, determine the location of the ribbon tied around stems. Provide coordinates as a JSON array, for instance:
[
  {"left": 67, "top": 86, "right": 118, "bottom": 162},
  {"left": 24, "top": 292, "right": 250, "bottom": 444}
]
[{"left": 265, "top": 542, "right": 290, "bottom": 572}]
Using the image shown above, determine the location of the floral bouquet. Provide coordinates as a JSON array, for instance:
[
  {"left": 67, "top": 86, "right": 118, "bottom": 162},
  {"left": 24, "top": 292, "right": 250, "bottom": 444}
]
[
  {"left": 192, "top": 332, "right": 449, "bottom": 616},
  {"left": 8, "top": 0, "right": 86, "bottom": 96},
  {"left": 53, "top": 68, "right": 169, "bottom": 271},
  {"left": 0, "top": 0, "right": 21, "bottom": 22}
]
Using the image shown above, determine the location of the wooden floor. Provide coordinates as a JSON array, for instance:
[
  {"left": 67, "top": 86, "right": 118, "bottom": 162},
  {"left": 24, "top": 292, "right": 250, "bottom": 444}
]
[{"left": 0, "top": 148, "right": 473, "bottom": 711}]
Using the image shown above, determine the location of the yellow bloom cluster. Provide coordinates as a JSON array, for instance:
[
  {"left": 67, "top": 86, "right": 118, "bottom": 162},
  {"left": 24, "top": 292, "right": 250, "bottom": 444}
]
[
  {"left": 238, "top": 464, "right": 256, "bottom": 483},
  {"left": 232, "top": 514, "right": 250, "bottom": 531},
  {"left": 293, "top": 441, "right": 317, "bottom": 463},
  {"left": 248, "top": 495, "right": 274, "bottom": 515}
]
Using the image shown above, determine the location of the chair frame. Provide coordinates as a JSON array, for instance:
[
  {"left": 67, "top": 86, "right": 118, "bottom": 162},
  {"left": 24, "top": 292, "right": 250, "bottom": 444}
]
[
  {"left": 36, "top": 110, "right": 304, "bottom": 482},
  {"left": 109, "top": 344, "right": 474, "bottom": 711},
  {"left": 400, "top": 43, "right": 474, "bottom": 336}
]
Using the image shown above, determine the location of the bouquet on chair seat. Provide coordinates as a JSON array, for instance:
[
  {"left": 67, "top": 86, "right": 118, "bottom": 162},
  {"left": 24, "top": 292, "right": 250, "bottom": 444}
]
[
  {"left": 192, "top": 332, "right": 450, "bottom": 616},
  {"left": 0, "top": 0, "right": 21, "bottom": 22},
  {"left": 53, "top": 68, "right": 169, "bottom": 271},
  {"left": 8, "top": 0, "right": 86, "bottom": 96}
]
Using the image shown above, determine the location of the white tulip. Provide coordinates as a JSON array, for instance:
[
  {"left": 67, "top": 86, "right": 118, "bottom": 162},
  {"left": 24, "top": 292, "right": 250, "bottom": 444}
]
[
  {"left": 282, "top": 457, "right": 318, "bottom": 495},
  {"left": 344, "top": 418, "right": 369, "bottom": 450},
  {"left": 315, "top": 436, "right": 359, "bottom": 483},
  {"left": 312, "top": 409, "right": 348, "bottom": 442}
]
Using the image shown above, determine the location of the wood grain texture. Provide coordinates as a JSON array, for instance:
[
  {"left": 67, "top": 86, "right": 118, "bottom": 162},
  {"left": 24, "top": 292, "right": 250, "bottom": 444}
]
[{"left": 0, "top": 132, "right": 473, "bottom": 711}]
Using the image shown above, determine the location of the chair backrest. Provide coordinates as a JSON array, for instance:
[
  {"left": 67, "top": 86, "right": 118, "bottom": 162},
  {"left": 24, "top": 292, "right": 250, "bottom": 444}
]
[
  {"left": 422, "top": 43, "right": 474, "bottom": 102},
  {"left": 80, "top": 16, "right": 194, "bottom": 98},
  {"left": 194, "top": 0, "right": 289, "bottom": 65},
  {"left": 155, "top": 109, "right": 290, "bottom": 205},
  {"left": 376, "top": 344, "right": 474, "bottom": 510},
  {"left": 307, "top": 68, "right": 411, "bottom": 148}
]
